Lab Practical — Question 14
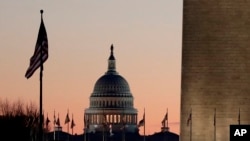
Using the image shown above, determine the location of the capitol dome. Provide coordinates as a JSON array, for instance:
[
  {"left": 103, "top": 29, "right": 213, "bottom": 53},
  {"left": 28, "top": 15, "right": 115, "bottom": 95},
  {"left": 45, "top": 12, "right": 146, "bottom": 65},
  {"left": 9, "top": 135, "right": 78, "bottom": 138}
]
[
  {"left": 84, "top": 45, "right": 138, "bottom": 133},
  {"left": 92, "top": 74, "right": 132, "bottom": 97}
]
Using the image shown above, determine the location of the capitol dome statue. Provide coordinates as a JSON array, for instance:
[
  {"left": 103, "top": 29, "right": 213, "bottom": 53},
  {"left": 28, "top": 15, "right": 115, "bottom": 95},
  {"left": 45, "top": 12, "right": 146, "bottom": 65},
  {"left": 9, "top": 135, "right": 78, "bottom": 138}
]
[{"left": 84, "top": 45, "right": 138, "bottom": 133}]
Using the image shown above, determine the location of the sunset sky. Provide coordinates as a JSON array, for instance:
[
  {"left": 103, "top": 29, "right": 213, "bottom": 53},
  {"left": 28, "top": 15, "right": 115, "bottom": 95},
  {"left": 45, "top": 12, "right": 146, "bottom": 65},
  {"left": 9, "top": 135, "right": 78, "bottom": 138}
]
[{"left": 0, "top": 1, "right": 182, "bottom": 135}]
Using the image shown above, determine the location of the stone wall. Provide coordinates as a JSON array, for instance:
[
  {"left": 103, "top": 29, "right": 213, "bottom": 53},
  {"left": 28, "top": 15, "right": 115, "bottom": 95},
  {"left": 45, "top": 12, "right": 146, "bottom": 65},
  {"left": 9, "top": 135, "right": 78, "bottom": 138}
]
[{"left": 181, "top": 1, "right": 250, "bottom": 141}]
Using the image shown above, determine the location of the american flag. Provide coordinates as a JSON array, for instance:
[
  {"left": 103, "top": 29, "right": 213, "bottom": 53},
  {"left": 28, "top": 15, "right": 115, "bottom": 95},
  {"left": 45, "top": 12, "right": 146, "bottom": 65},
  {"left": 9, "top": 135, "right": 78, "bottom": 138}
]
[{"left": 25, "top": 12, "right": 48, "bottom": 79}]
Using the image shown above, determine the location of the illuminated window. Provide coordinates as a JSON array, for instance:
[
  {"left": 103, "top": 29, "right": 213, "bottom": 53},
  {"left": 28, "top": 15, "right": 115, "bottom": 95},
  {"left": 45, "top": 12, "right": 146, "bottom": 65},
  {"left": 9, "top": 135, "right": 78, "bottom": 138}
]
[
  {"left": 114, "top": 115, "right": 117, "bottom": 123},
  {"left": 118, "top": 115, "right": 120, "bottom": 123},
  {"left": 110, "top": 115, "right": 113, "bottom": 123}
]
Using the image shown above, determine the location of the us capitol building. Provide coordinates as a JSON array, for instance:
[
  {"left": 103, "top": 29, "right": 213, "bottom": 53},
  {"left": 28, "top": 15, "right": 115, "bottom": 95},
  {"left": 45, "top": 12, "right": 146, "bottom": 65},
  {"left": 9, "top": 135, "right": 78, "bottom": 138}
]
[{"left": 84, "top": 45, "right": 138, "bottom": 133}]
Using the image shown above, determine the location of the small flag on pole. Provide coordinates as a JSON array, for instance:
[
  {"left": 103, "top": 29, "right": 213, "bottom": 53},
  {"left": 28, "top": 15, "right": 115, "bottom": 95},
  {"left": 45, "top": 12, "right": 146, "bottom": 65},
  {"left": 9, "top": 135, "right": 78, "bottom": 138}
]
[
  {"left": 187, "top": 111, "right": 192, "bottom": 126},
  {"left": 138, "top": 112, "right": 145, "bottom": 127},
  {"left": 214, "top": 108, "right": 216, "bottom": 126},
  {"left": 161, "top": 111, "right": 168, "bottom": 127},
  {"left": 25, "top": 11, "right": 48, "bottom": 79},
  {"left": 71, "top": 119, "right": 76, "bottom": 129},
  {"left": 46, "top": 115, "right": 50, "bottom": 127},
  {"left": 65, "top": 113, "right": 70, "bottom": 124},
  {"left": 56, "top": 114, "right": 60, "bottom": 126},
  {"left": 238, "top": 108, "right": 240, "bottom": 125},
  {"left": 53, "top": 111, "right": 56, "bottom": 125},
  {"left": 71, "top": 114, "right": 76, "bottom": 136}
]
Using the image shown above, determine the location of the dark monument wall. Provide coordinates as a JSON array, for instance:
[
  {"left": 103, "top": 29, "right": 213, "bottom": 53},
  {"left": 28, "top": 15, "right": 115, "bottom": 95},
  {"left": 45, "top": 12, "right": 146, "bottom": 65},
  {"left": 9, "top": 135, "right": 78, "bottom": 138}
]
[{"left": 181, "top": 1, "right": 250, "bottom": 141}]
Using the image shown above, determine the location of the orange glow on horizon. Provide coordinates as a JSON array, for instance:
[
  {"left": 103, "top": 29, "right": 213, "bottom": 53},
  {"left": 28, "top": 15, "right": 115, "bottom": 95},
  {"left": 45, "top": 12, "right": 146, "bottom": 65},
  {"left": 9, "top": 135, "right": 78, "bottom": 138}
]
[{"left": 0, "top": 0, "right": 182, "bottom": 136}]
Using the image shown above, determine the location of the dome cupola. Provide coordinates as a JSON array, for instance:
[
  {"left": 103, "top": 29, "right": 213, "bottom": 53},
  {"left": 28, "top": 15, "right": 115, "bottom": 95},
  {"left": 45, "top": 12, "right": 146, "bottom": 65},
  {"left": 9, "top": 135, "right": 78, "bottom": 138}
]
[
  {"left": 91, "top": 45, "right": 132, "bottom": 97},
  {"left": 84, "top": 44, "right": 138, "bottom": 133}
]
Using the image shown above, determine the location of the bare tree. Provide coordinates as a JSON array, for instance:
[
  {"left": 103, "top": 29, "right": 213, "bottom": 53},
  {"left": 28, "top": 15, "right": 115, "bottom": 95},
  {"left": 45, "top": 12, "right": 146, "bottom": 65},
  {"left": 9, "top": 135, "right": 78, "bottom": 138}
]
[
  {"left": 12, "top": 99, "right": 25, "bottom": 116},
  {"left": 0, "top": 98, "right": 12, "bottom": 116},
  {"left": 0, "top": 98, "right": 42, "bottom": 141}
]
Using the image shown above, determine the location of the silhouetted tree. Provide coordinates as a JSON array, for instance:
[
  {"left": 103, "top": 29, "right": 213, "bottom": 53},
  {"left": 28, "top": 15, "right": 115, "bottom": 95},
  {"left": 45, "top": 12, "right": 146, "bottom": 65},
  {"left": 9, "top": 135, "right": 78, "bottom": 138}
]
[{"left": 0, "top": 98, "right": 46, "bottom": 141}]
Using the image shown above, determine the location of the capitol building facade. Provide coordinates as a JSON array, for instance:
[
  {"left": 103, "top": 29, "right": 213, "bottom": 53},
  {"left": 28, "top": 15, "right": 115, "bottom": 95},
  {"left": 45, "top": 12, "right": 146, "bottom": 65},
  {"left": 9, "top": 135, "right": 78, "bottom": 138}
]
[{"left": 84, "top": 45, "right": 138, "bottom": 133}]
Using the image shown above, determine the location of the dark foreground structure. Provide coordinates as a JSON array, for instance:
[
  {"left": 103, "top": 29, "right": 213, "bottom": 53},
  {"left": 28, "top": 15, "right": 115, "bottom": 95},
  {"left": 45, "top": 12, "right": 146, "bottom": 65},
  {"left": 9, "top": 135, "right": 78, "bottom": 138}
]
[
  {"left": 181, "top": 0, "right": 250, "bottom": 141},
  {"left": 46, "top": 131, "right": 179, "bottom": 141}
]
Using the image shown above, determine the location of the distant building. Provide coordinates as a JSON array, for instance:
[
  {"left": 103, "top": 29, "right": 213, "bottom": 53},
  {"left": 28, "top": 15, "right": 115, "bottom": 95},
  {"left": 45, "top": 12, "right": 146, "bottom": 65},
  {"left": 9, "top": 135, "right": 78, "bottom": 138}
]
[
  {"left": 54, "top": 126, "right": 62, "bottom": 132},
  {"left": 84, "top": 45, "right": 138, "bottom": 133}
]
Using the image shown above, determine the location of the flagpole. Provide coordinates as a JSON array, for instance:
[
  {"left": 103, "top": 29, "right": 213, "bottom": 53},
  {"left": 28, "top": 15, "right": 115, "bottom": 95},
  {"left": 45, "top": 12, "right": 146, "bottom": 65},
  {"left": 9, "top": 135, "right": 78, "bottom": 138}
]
[
  {"left": 165, "top": 108, "right": 168, "bottom": 141},
  {"left": 68, "top": 109, "right": 69, "bottom": 133},
  {"left": 71, "top": 113, "right": 74, "bottom": 135},
  {"left": 39, "top": 10, "right": 44, "bottom": 141},
  {"left": 166, "top": 108, "right": 168, "bottom": 129},
  {"left": 163, "top": 110, "right": 166, "bottom": 129},
  {"left": 54, "top": 110, "right": 56, "bottom": 141},
  {"left": 144, "top": 108, "right": 145, "bottom": 141},
  {"left": 57, "top": 113, "right": 60, "bottom": 141},
  {"left": 84, "top": 114, "right": 87, "bottom": 141},
  {"left": 26, "top": 8, "right": 49, "bottom": 140},
  {"left": 190, "top": 108, "right": 192, "bottom": 141},
  {"left": 187, "top": 108, "right": 192, "bottom": 141},
  {"left": 72, "top": 114, "right": 74, "bottom": 135},
  {"left": 238, "top": 108, "right": 241, "bottom": 125},
  {"left": 214, "top": 108, "right": 216, "bottom": 141},
  {"left": 66, "top": 109, "right": 70, "bottom": 141},
  {"left": 67, "top": 109, "right": 69, "bottom": 141}
]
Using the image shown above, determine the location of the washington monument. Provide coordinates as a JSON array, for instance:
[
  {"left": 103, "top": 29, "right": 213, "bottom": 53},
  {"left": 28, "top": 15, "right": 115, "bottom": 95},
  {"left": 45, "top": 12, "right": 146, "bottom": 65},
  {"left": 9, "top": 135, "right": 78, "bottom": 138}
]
[{"left": 181, "top": 1, "right": 250, "bottom": 141}]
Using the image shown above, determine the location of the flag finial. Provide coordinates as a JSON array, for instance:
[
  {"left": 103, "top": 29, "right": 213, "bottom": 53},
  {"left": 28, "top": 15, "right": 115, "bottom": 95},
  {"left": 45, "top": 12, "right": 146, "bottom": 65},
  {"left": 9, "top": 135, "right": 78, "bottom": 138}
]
[
  {"left": 111, "top": 44, "right": 113, "bottom": 52},
  {"left": 40, "top": 10, "right": 44, "bottom": 20}
]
